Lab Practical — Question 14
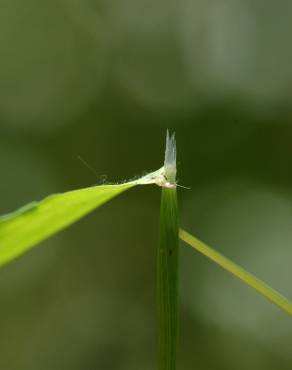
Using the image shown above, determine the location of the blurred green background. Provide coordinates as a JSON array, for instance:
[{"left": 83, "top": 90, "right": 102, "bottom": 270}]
[{"left": 1, "top": 0, "right": 292, "bottom": 369}]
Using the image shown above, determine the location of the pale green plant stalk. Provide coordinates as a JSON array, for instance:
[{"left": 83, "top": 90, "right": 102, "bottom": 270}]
[
  {"left": 158, "top": 132, "right": 179, "bottom": 370},
  {"left": 179, "top": 229, "right": 292, "bottom": 316}
]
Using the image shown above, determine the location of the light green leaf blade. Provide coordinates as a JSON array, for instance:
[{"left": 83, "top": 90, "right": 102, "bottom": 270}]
[
  {"left": 0, "top": 167, "right": 167, "bottom": 267},
  {"left": 0, "top": 183, "right": 134, "bottom": 266}
]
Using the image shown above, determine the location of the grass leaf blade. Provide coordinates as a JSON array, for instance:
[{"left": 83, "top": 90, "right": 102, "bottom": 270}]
[
  {"left": 179, "top": 228, "right": 292, "bottom": 316},
  {"left": 0, "top": 164, "right": 169, "bottom": 267},
  {"left": 0, "top": 183, "right": 134, "bottom": 267}
]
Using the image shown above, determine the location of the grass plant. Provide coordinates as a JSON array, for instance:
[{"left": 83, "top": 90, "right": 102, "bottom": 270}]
[{"left": 0, "top": 132, "right": 292, "bottom": 370}]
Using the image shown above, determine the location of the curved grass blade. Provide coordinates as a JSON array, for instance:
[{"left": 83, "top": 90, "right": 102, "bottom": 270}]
[
  {"left": 0, "top": 184, "right": 134, "bottom": 267},
  {"left": 0, "top": 168, "right": 165, "bottom": 267},
  {"left": 179, "top": 228, "right": 292, "bottom": 316}
]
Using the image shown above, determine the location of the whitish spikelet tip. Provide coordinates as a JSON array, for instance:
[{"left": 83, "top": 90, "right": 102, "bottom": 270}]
[{"left": 164, "top": 130, "right": 176, "bottom": 184}]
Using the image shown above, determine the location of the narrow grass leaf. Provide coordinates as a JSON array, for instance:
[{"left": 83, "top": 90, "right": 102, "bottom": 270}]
[
  {"left": 158, "top": 131, "right": 179, "bottom": 370},
  {"left": 0, "top": 168, "right": 165, "bottom": 267},
  {"left": 179, "top": 228, "right": 292, "bottom": 316}
]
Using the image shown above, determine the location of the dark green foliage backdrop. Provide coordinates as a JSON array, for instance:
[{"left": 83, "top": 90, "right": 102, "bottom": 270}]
[{"left": 1, "top": 1, "right": 292, "bottom": 369}]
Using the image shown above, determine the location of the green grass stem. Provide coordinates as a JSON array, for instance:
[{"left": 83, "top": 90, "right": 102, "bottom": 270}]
[
  {"left": 158, "top": 188, "right": 179, "bottom": 370},
  {"left": 179, "top": 228, "right": 292, "bottom": 316}
]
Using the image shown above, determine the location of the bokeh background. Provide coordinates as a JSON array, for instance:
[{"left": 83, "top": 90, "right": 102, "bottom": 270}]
[{"left": 1, "top": 0, "right": 292, "bottom": 369}]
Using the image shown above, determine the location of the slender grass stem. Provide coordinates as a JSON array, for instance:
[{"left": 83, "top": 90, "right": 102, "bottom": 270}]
[
  {"left": 179, "top": 228, "right": 292, "bottom": 316},
  {"left": 158, "top": 188, "right": 179, "bottom": 370}
]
